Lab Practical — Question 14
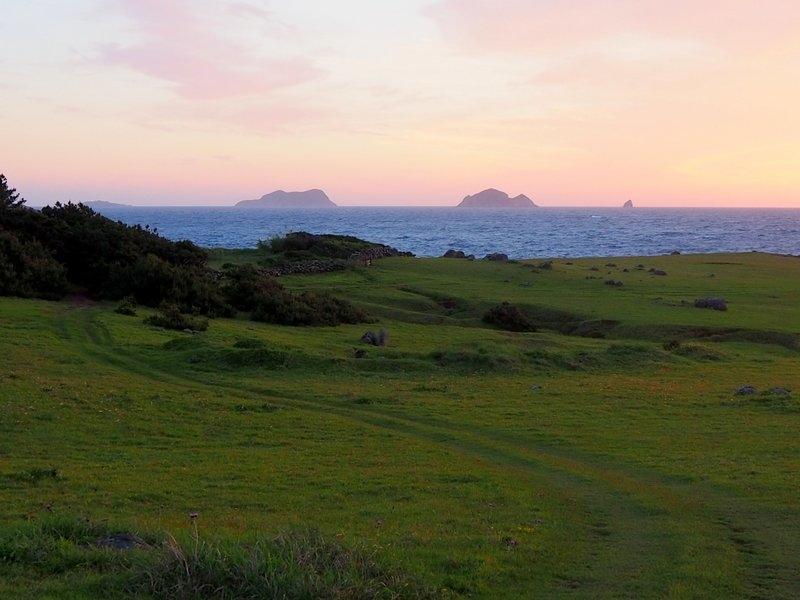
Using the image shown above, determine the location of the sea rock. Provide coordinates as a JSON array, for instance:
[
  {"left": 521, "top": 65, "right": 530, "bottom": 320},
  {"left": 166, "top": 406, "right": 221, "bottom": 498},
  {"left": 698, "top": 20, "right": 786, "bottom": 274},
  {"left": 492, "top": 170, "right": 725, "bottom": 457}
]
[
  {"left": 236, "top": 189, "right": 336, "bottom": 208},
  {"left": 458, "top": 188, "right": 537, "bottom": 208},
  {"left": 623, "top": 200, "right": 634, "bottom": 208},
  {"left": 443, "top": 249, "right": 467, "bottom": 259},
  {"left": 695, "top": 297, "right": 728, "bottom": 311}
]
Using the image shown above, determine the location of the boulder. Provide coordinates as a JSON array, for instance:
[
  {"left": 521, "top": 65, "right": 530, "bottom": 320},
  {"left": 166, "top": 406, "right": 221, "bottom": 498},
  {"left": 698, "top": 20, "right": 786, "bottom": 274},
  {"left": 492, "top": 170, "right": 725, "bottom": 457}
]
[
  {"left": 735, "top": 385, "right": 757, "bottom": 396},
  {"left": 443, "top": 249, "right": 467, "bottom": 259},
  {"left": 360, "top": 329, "right": 388, "bottom": 347},
  {"left": 695, "top": 297, "right": 728, "bottom": 311},
  {"left": 765, "top": 387, "right": 791, "bottom": 397},
  {"left": 485, "top": 253, "right": 510, "bottom": 262}
]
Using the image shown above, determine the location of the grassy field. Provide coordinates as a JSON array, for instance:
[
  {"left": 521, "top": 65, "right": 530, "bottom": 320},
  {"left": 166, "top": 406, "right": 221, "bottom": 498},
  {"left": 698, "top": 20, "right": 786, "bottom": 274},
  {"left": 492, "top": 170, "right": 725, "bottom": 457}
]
[{"left": 1, "top": 252, "right": 799, "bottom": 598}]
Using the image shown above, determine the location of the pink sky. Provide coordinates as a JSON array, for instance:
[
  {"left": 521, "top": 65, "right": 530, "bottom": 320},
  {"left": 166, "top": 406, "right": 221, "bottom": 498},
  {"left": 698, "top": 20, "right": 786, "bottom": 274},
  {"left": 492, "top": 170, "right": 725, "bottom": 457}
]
[{"left": 2, "top": 0, "right": 799, "bottom": 206}]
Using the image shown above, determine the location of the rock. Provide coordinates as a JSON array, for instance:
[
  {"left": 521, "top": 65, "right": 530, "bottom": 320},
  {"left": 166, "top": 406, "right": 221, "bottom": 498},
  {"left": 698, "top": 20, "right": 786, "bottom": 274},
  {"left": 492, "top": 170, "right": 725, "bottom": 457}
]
[
  {"left": 735, "top": 385, "right": 757, "bottom": 396},
  {"left": 458, "top": 188, "right": 537, "bottom": 208},
  {"left": 671, "top": 251, "right": 681, "bottom": 255},
  {"left": 765, "top": 387, "right": 791, "bottom": 397},
  {"left": 485, "top": 253, "right": 510, "bottom": 262},
  {"left": 530, "top": 384, "right": 542, "bottom": 391},
  {"left": 95, "top": 533, "right": 146, "bottom": 551},
  {"left": 695, "top": 297, "right": 728, "bottom": 311},
  {"left": 236, "top": 189, "right": 336, "bottom": 208},
  {"left": 649, "top": 268, "right": 668, "bottom": 276},
  {"left": 503, "top": 536, "right": 520, "bottom": 550},
  {"left": 361, "top": 329, "right": 388, "bottom": 347},
  {"left": 353, "top": 348, "right": 367, "bottom": 359},
  {"left": 605, "top": 279, "right": 624, "bottom": 287},
  {"left": 623, "top": 200, "right": 634, "bottom": 208},
  {"left": 443, "top": 249, "right": 467, "bottom": 259}
]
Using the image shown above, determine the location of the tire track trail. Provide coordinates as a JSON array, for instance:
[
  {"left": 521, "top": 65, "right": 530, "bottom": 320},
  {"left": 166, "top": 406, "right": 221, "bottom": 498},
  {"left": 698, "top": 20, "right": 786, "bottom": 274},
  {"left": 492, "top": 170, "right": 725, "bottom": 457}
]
[{"left": 58, "top": 307, "right": 800, "bottom": 598}]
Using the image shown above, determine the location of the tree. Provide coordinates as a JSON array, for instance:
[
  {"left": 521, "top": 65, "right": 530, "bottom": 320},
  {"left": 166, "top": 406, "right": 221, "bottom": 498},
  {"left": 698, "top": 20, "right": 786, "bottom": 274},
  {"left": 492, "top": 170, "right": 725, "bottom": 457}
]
[{"left": 0, "top": 174, "right": 25, "bottom": 209}]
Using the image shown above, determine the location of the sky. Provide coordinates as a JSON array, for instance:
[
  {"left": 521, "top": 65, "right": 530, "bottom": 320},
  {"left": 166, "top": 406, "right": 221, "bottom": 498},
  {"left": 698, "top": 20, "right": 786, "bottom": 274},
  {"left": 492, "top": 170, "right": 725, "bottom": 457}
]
[{"left": 1, "top": 0, "right": 799, "bottom": 207}]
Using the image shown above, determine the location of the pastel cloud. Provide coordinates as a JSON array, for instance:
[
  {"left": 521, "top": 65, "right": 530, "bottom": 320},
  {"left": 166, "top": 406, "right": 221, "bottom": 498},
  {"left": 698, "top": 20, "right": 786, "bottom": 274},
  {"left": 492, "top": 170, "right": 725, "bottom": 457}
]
[
  {"left": 97, "top": 0, "right": 320, "bottom": 99},
  {"left": 426, "top": 0, "right": 800, "bottom": 53}
]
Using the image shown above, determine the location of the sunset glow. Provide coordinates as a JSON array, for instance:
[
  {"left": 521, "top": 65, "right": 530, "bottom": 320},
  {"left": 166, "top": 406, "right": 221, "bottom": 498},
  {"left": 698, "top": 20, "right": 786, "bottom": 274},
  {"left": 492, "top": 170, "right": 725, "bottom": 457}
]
[{"left": 2, "top": 0, "right": 799, "bottom": 206}]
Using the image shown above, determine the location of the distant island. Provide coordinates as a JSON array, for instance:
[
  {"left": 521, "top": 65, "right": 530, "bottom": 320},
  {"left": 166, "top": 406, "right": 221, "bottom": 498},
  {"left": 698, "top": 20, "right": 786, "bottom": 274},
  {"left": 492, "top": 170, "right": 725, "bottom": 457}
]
[
  {"left": 85, "top": 200, "right": 132, "bottom": 209},
  {"left": 458, "top": 188, "right": 537, "bottom": 208},
  {"left": 237, "top": 189, "right": 336, "bottom": 208},
  {"left": 623, "top": 200, "right": 634, "bottom": 208}
]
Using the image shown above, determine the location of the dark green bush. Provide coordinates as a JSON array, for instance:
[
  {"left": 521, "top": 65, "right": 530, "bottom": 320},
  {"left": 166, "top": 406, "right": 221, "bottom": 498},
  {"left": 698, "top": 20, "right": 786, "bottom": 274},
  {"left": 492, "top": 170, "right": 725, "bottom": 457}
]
[
  {"left": 145, "top": 305, "right": 209, "bottom": 332},
  {"left": 222, "top": 264, "right": 370, "bottom": 326},
  {"left": 115, "top": 296, "right": 137, "bottom": 316},
  {"left": 262, "top": 231, "right": 379, "bottom": 260},
  {"left": 483, "top": 302, "right": 536, "bottom": 332},
  {"left": 0, "top": 174, "right": 222, "bottom": 310},
  {"left": 0, "top": 230, "right": 68, "bottom": 299}
]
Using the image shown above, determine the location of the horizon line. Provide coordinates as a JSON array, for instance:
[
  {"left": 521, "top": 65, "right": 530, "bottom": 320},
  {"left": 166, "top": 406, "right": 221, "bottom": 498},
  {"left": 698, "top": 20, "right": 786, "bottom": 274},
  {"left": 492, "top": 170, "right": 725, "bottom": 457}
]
[{"left": 27, "top": 202, "right": 800, "bottom": 210}]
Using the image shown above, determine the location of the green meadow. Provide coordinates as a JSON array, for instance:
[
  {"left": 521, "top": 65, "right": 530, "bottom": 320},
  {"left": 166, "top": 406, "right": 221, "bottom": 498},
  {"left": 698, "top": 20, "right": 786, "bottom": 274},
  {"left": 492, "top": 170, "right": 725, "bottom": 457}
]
[{"left": 2, "top": 252, "right": 799, "bottom": 598}]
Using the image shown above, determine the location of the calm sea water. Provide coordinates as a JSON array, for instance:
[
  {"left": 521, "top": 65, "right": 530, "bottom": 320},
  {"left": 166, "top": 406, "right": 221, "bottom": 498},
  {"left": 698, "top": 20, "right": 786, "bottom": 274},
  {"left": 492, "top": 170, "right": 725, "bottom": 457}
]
[{"left": 92, "top": 206, "right": 800, "bottom": 259}]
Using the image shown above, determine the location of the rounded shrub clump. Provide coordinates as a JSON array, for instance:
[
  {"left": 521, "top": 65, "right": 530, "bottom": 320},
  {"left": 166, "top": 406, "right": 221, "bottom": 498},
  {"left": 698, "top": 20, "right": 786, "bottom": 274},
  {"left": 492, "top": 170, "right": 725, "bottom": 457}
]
[{"left": 483, "top": 302, "right": 536, "bottom": 332}]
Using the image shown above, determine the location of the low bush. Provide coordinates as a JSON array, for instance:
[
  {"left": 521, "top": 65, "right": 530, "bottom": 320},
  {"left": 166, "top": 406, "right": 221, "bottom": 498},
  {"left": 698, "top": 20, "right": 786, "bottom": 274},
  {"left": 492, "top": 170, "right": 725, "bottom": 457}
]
[
  {"left": 260, "top": 231, "right": 390, "bottom": 261},
  {"left": 145, "top": 305, "right": 209, "bottom": 332},
  {"left": 222, "top": 264, "right": 370, "bottom": 326},
  {"left": 115, "top": 296, "right": 137, "bottom": 316},
  {"left": 483, "top": 302, "right": 536, "bottom": 332}
]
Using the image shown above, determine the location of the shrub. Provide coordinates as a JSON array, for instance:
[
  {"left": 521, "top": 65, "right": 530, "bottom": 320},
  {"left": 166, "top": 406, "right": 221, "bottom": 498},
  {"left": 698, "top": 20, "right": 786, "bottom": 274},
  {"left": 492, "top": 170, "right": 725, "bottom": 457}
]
[
  {"left": 483, "top": 302, "right": 535, "bottom": 332},
  {"left": 252, "top": 289, "right": 369, "bottom": 326},
  {"left": 0, "top": 230, "right": 68, "bottom": 299},
  {"left": 0, "top": 175, "right": 221, "bottom": 311},
  {"left": 145, "top": 304, "right": 209, "bottom": 332},
  {"left": 222, "top": 264, "right": 370, "bottom": 326},
  {"left": 262, "top": 231, "right": 384, "bottom": 261},
  {"left": 115, "top": 296, "right": 137, "bottom": 316}
]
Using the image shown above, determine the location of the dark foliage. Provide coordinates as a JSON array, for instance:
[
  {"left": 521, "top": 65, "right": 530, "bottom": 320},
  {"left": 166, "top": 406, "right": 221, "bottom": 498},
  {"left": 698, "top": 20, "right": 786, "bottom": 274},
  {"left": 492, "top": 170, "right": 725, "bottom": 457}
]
[
  {"left": 0, "top": 176, "right": 372, "bottom": 327},
  {"left": 0, "top": 174, "right": 25, "bottom": 209},
  {"left": 483, "top": 302, "right": 536, "bottom": 332},
  {"left": 0, "top": 174, "right": 231, "bottom": 314},
  {"left": 145, "top": 304, "right": 209, "bottom": 332},
  {"left": 221, "top": 264, "right": 370, "bottom": 326},
  {"left": 0, "top": 230, "right": 68, "bottom": 299},
  {"left": 261, "top": 231, "right": 384, "bottom": 261},
  {"left": 115, "top": 296, "right": 137, "bottom": 316}
]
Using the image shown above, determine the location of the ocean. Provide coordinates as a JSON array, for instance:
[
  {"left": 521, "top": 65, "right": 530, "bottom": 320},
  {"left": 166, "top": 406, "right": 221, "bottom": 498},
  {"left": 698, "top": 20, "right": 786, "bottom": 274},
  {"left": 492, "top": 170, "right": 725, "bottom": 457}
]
[{"left": 91, "top": 206, "right": 800, "bottom": 259}]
